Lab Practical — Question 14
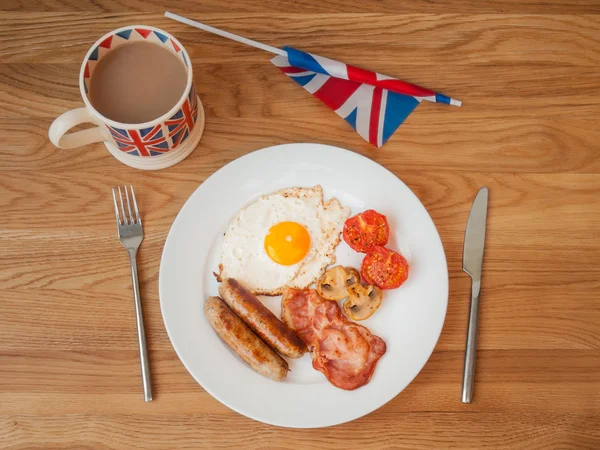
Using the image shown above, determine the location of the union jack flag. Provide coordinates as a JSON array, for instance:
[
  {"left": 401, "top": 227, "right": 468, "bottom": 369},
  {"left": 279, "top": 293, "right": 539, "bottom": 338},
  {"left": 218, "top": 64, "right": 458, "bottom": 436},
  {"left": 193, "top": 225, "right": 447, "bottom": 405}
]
[
  {"left": 272, "top": 47, "right": 461, "bottom": 147},
  {"left": 108, "top": 124, "right": 170, "bottom": 156},
  {"left": 165, "top": 88, "right": 198, "bottom": 148}
]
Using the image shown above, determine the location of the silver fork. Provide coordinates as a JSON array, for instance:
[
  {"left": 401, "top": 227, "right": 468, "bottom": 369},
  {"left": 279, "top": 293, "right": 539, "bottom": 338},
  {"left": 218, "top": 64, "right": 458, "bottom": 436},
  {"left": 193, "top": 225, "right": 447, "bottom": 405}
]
[{"left": 112, "top": 185, "right": 153, "bottom": 402}]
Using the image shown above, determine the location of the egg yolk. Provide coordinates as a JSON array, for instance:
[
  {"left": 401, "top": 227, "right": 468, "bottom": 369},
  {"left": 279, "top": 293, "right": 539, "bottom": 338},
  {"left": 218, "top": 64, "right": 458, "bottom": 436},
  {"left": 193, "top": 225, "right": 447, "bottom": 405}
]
[{"left": 264, "top": 221, "right": 310, "bottom": 266}]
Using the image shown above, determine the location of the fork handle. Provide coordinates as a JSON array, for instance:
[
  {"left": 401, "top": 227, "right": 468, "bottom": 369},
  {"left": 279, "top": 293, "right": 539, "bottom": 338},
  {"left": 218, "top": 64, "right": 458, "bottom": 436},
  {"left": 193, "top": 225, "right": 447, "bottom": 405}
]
[
  {"left": 129, "top": 250, "right": 153, "bottom": 402},
  {"left": 462, "top": 278, "right": 481, "bottom": 404}
]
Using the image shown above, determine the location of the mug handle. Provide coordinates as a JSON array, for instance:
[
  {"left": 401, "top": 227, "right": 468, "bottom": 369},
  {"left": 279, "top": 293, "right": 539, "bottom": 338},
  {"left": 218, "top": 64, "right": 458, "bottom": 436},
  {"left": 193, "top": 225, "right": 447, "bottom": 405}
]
[{"left": 49, "top": 107, "right": 110, "bottom": 149}]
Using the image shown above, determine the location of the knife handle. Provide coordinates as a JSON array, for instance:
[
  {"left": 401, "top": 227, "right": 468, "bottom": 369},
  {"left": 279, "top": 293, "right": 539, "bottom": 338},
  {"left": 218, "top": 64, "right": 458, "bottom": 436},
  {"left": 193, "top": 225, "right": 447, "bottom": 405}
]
[{"left": 462, "top": 279, "right": 481, "bottom": 404}]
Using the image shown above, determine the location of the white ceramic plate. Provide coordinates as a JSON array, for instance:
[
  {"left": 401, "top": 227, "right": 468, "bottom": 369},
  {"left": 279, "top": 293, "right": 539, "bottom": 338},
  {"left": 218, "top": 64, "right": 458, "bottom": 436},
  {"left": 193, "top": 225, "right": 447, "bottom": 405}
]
[{"left": 159, "top": 143, "right": 448, "bottom": 428}]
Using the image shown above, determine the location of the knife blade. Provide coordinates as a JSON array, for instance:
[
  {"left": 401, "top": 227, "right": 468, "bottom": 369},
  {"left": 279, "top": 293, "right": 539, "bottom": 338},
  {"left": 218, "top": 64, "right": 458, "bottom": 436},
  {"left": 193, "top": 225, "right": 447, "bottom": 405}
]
[
  {"left": 461, "top": 187, "right": 488, "bottom": 404},
  {"left": 463, "top": 188, "right": 488, "bottom": 279}
]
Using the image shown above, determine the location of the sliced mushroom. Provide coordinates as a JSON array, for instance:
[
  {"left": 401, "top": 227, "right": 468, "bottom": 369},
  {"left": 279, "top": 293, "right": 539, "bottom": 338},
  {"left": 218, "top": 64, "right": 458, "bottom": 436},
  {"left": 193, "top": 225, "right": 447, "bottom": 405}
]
[
  {"left": 343, "top": 284, "right": 383, "bottom": 321},
  {"left": 316, "top": 266, "right": 360, "bottom": 300}
]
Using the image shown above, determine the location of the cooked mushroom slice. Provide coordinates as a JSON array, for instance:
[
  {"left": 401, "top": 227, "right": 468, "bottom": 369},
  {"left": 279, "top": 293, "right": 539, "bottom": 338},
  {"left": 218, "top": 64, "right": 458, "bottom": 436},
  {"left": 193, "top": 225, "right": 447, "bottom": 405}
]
[
  {"left": 343, "top": 284, "right": 383, "bottom": 321},
  {"left": 344, "top": 267, "right": 360, "bottom": 287},
  {"left": 316, "top": 266, "right": 360, "bottom": 300}
]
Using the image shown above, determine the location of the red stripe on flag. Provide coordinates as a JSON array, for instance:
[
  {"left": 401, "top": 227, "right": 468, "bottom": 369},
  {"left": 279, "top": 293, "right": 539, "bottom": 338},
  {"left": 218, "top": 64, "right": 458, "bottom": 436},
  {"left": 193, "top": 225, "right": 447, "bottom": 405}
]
[
  {"left": 347, "top": 65, "right": 377, "bottom": 85},
  {"left": 313, "top": 77, "right": 361, "bottom": 111},
  {"left": 128, "top": 130, "right": 150, "bottom": 157},
  {"left": 182, "top": 100, "right": 194, "bottom": 130},
  {"left": 280, "top": 66, "right": 311, "bottom": 74},
  {"left": 144, "top": 125, "right": 161, "bottom": 141},
  {"left": 377, "top": 79, "right": 434, "bottom": 98},
  {"left": 347, "top": 63, "right": 434, "bottom": 98},
  {"left": 369, "top": 88, "right": 382, "bottom": 146}
]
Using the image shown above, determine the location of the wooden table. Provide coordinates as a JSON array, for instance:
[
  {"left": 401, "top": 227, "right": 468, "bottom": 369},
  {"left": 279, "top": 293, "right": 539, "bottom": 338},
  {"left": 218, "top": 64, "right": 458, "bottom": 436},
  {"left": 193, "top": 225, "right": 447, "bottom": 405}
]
[{"left": 1, "top": 1, "right": 599, "bottom": 448}]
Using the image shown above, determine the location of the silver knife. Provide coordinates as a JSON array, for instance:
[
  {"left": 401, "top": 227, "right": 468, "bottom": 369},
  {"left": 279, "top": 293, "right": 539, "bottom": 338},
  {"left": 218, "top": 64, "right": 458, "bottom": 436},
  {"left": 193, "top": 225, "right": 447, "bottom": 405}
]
[{"left": 461, "top": 187, "right": 488, "bottom": 404}]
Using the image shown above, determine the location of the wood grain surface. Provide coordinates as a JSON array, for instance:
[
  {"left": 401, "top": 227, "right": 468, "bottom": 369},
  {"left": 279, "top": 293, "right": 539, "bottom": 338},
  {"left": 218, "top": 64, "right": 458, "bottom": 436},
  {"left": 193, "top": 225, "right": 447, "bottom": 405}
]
[{"left": 1, "top": 1, "right": 599, "bottom": 449}]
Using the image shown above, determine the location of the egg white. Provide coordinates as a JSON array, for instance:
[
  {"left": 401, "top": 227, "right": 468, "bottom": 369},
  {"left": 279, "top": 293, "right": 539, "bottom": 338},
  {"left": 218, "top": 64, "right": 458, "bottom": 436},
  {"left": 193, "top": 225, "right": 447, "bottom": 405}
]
[{"left": 218, "top": 186, "right": 349, "bottom": 295}]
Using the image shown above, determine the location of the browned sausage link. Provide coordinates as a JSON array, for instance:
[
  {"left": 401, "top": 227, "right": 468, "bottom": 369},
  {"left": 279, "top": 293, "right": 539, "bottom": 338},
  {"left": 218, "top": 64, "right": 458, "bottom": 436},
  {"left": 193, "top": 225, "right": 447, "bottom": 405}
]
[
  {"left": 204, "top": 296, "right": 288, "bottom": 381},
  {"left": 218, "top": 278, "right": 307, "bottom": 358}
]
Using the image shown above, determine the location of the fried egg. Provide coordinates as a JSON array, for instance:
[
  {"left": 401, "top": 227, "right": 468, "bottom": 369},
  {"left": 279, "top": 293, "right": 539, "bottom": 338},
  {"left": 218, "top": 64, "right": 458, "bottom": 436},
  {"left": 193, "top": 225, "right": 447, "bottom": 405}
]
[{"left": 217, "top": 186, "right": 350, "bottom": 295}]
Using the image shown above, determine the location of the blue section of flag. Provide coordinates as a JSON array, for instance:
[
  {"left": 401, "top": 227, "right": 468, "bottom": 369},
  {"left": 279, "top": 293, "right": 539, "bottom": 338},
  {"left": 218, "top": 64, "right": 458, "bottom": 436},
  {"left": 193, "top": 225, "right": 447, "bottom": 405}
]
[
  {"left": 110, "top": 127, "right": 128, "bottom": 138},
  {"left": 344, "top": 108, "right": 358, "bottom": 130},
  {"left": 283, "top": 47, "right": 329, "bottom": 76},
  {"left": 182, "top": 52, "right": 188, "bottom": 67},
  {"left": 382, "top": 92, "right": 420, "bottom": 144},
  {"left": 168, "top": 109, "right": 184, "bottom": 130},
  {"left": 152, "top": 140, "right": 169, "bottom": 149},
  {"left": 171, "top": 128, "right": 183, "bottom": 144},
  {"left": 291, "top": 73, "right": 316, "bottom": 87},
  {"left": 116, "top": 29, "right": 132, "bottom": 40},
  {"left": 170, "top": 110, "right": 183, "bottom": 120},
  {"left": 181, "top": 129, "right": 189, "bottom": 143},
  {"left": 89, "top": 47, "right": 99, "bottom": 61},
  {"left": 154, "top": 31, "right": 168, "bottom": 43},
  {"left": 435, "top": 93, "right": 451, "bottom": 104},
  {"left": 140, "top": 126, "right": 162, "bottom": 138}
]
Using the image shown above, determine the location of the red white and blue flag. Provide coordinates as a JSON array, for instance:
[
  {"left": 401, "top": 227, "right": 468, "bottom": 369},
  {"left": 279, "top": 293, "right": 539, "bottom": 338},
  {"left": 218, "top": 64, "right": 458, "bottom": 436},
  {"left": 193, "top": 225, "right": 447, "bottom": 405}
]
[
  {"left": 272, "top": 47, "right": 461, "bottom": 147},
  {"left": 108, "top": 124, "right": 170, "bottom": 157},
  {"left": 165, "top": 88, "right": 199, "bottom": 148},
  {"left": 164, "top": 12, "right": 461, "bottom": 147}
]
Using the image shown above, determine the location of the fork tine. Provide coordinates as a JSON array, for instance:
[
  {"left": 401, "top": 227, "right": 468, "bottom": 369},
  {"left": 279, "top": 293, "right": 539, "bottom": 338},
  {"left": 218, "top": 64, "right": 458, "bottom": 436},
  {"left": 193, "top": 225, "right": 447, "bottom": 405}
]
[
  {"left": 130, "top": 185, "right": 142, "bottom": 224},
  {"left": 112, "top": 188, "right": 121, "bottom": 225},
  {"left": 118, "top": 186, "right": 127, "bottom": 224},
  {"left": 124, "top": 185, "right": 134, "bottom": 224}
]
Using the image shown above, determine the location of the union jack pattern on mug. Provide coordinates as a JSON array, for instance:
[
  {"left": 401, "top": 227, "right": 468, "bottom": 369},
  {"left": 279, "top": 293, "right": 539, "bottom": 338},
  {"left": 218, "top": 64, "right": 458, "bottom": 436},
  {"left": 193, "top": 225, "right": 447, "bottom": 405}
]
[
  {"left": 107, "top": 124, "right": 170, "bottom": 157},
  {"left": 82, "top": 26, "right": 198, "bottom": 157},
  {"left": 166, "top": 85, "right": 198, "bottom": 148}
]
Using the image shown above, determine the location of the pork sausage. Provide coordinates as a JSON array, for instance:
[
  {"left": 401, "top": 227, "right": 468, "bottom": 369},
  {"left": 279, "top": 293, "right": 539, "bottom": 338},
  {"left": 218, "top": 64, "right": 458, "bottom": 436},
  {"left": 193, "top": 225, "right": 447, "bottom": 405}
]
[
  {"left": 204, "top": 296, "right": 288, "bottom": 381},
  {"left": 218, "top": 278, "right": 307, "bottom": 358}
]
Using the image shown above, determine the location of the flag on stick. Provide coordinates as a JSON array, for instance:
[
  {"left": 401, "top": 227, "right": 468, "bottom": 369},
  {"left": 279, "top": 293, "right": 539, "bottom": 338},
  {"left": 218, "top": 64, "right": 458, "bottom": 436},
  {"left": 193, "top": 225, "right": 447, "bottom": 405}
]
[{"left": 166, "top": 12, "right": 461, "bottom": 147}]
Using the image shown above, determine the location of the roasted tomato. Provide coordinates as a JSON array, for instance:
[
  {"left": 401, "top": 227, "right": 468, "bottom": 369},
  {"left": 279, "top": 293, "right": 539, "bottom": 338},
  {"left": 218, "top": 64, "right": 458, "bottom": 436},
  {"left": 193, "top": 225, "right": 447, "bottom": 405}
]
[
  {"left": 343, "top": 210, "right": 390, "bottom": 253},
  {"left": 361, "top": 246, "right": 409, "bottom": 290}
]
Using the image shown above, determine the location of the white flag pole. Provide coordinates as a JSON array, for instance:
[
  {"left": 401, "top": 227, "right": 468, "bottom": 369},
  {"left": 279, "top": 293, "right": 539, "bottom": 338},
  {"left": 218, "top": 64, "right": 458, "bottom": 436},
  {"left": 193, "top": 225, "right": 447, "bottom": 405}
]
[{"left": 165, "top": 12, "right": 287, "bottom": 57}]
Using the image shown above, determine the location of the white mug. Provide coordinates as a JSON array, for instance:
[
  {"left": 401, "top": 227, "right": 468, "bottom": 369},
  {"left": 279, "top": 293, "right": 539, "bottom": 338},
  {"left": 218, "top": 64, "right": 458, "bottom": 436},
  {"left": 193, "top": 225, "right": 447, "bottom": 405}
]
[{"left": 49, "top": 25, "right": 205, "bottom": 170}]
